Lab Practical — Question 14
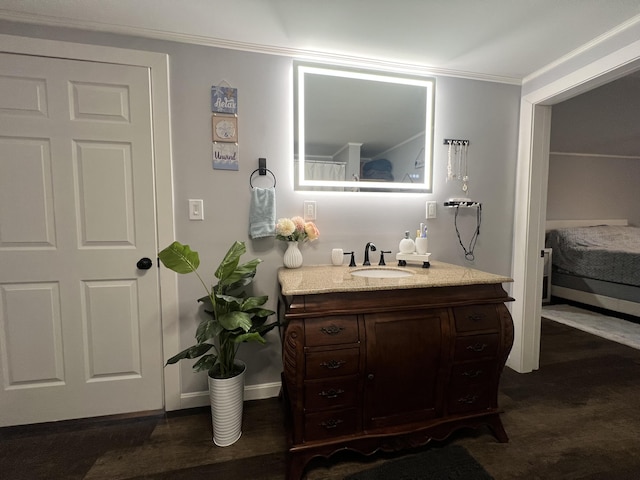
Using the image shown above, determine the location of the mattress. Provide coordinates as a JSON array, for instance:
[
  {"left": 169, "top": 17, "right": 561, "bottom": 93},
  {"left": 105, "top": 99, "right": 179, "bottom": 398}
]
[{"left": 545, "top": 225, "right": 640, "bottom": 287}]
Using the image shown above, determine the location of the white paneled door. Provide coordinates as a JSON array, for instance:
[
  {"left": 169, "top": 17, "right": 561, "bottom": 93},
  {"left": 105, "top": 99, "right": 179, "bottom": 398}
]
[{"left": 0, "top": 53, "right": 163, "bottom": 426}]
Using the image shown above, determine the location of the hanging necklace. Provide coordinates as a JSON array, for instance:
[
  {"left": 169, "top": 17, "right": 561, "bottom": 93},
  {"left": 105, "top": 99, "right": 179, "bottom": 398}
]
[
  {"left": 446, "top": 140, "right": 454, "bottom": 181},
  {"left": 461, "top": 140, "right": 469, "bottom": 193}
]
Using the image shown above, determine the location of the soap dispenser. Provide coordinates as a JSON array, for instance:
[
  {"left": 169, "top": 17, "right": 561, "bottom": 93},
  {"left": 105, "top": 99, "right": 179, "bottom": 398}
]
[{"left": 399, "top": 231, "right": 416, "bottom": 254}]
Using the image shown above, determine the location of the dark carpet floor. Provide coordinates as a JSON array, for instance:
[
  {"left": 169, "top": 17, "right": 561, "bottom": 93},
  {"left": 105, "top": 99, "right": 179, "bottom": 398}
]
[{"left": 2, "top": 317, "right": 640, "bottom": 479}]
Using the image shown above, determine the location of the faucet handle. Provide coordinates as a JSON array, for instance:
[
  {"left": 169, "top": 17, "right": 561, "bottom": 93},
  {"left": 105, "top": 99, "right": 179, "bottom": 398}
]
[
  {"left": 379, "top": 250, "right": 392, "bottom": 266},
  {"left": 344, "top": 251, "right": 356, "bottom": 267}
]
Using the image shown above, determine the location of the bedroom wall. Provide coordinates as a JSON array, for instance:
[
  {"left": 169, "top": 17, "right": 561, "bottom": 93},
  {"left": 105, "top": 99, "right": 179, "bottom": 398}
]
[
  {"left": 0, "top": 20, "right": 521, "bottom": 405},
  {"left": 547, "top": 154, "right": 640, "bottom": 226},
  {"left": 547, "top": 74, "right": 640, "bottom": 226}
]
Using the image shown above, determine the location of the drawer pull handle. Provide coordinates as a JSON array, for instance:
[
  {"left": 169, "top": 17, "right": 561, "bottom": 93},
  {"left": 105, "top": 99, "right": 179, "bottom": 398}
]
[
  {"left": 468, "top": 313, "right": 486, "bottom": 322},
  {"left": 319, "top": 388, "right": 345, "bottom": 399},
  {"left": 457, "top": 394, "right": 479, "bottom": 405},
  {"left": 320, "top": 325, "right": 346, "bottom": 335},
  {"left": 462, "top": 369, "right": 484, "bottom": 378},
  {"left": 320, "top": 418, "right": 343, "bottom": 429},
  {"left": 320, "top": 359, "right": 346, "bottom": 370},
  {"left": 467, "top": 343, "right": 488, "bottom": 352}
]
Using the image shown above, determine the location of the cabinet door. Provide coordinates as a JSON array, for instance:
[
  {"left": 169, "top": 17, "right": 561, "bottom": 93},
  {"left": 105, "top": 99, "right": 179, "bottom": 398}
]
[{"left": 364, "top": 309, "right": 448, "bottom": 429}]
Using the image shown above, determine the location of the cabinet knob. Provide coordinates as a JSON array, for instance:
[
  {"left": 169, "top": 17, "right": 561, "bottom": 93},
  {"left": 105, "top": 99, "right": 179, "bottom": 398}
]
[
  {"left": 457, "top": 394, "right": 479, "bottom": 405},
  {"left": 466, "top": 343, "right": 488, "bottom": 352},
  {"left": 367, "top": 373, "right": 375, "bottom": 381},
  {"left": 319, "top": 388, "right": 344, "bottom": 399},
  {"left": 320, "top": 418, "right": 343, "bottom": 430},
  {"left": 320, "top": 359, "right": 346, "bottom": 370},
  {"left": 320, "top": 324, "right": 345, "bottom": 335}
]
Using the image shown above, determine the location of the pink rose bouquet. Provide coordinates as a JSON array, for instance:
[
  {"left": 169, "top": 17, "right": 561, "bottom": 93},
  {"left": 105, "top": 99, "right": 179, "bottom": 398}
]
[{"left": 276, "top": 216, "right": 319, "bottom": 242}]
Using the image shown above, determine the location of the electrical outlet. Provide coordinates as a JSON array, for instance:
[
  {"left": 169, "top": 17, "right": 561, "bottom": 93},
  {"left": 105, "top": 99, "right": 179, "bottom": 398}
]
[
  {"left": 426, "top": 201, "right": 437, "bottom": 219},
  {"left": 304, "top": 200, "right": 317, "bottom": 221},
  {"left": 189, "top": 199, "right": 204, "bottom": 220}
]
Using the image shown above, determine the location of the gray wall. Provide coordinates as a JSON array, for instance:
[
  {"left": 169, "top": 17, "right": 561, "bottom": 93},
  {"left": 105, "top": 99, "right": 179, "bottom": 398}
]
[
  {"left": 547, "top": 154, "right": 640, "bottom": 226},
  {"left": 548, "top": 74, "right": 640, "bottom": 226},
  {"left": 0, "top": 21, "right": 521, "bottom": 397}
]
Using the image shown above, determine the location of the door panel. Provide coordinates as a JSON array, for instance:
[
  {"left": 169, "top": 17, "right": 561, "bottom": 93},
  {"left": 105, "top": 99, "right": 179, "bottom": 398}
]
[
  {"left": 364, "top": 309, "right": 448, "bottom": 429},
  {"left": 75, "top": 141, "right": 135, "bottom": 244},
  {"left": 0, "top": 138, "right": 55, "bottom": 247},
  {"left": 0, "top": 53, "right": 163, "bottom": 426}
]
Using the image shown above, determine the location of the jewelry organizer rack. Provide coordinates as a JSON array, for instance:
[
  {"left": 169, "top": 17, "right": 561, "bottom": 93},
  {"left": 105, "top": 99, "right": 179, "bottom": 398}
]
[{"left": 444, "top": 199, "right": 481, "bottom": 207}]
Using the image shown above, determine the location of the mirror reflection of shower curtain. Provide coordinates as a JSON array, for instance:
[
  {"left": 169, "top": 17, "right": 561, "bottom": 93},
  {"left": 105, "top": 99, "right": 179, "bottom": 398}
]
[{"left": 304, "top": 161, "right": 346, "bottom": 191}]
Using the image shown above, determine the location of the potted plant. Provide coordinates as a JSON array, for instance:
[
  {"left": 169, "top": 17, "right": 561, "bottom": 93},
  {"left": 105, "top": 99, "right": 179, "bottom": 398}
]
[{"left": 158, "top": 240, "right": 277, "bottom": 446}]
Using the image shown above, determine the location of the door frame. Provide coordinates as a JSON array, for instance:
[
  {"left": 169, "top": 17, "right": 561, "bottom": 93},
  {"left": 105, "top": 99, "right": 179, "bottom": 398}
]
[
  {"left": 0, "top": 34, "right": 180, "bottom": 410},
  {"left": 509, "top": 37, "right": 640, "bottom": 373}
]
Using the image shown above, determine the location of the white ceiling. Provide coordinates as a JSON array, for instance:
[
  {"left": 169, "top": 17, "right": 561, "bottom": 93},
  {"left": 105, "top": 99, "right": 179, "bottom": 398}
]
[{"left": 1, "top": 0, "right": 640, "bottom": 82}]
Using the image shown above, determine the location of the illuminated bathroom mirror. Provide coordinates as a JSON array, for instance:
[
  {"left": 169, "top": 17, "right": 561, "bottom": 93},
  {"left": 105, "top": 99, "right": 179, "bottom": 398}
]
[{"left": 294, "top": 62, "right": 435, "bottom": 192}]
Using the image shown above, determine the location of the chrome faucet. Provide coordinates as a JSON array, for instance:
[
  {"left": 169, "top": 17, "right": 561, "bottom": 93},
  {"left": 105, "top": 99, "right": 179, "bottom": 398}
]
[{"left": 363, "top": 242, "right": 377, "bottom": 266}]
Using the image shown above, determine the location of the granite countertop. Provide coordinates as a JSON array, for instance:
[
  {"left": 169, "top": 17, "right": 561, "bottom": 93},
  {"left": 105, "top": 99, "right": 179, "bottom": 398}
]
[{"left": 278, "top": 260, "right": 513, "bottom": 296}]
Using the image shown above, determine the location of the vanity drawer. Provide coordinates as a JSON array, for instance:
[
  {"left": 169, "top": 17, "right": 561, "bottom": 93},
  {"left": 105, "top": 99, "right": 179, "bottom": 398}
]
[
  {"left": 453, "top": 305, "right": 499, "bottom": 332},
  {"left": 305, "top": 316, "right": 359, "bottom": 347},
  {"left": 447, "top": 384, "right": 491, "bottom": 414},
  {"left": 306, "top": 348, "right": 360, "bottom": 379},
  {"left": 449, "top": 360, "right": 496, "bottom": 386},
  {"left": 304, "top": 408, "right": 358, "bottom": 441},
  {"left": 304, "top": 376, "right": 358, "bottom": 411},
  {"left": 453, "top": 334, "right": 499, "bottom": 361}
]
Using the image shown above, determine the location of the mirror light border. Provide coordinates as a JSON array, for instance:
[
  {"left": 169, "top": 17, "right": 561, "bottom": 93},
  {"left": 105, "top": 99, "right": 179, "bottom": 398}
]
[{"left": 295, "top": 63, "right": 435, "bottom": 192}]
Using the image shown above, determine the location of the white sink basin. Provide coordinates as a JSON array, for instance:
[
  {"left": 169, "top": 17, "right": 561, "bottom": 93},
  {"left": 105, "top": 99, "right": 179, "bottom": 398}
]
[{"left": 351, "top": 268, "right": 414, "bottom": 278}]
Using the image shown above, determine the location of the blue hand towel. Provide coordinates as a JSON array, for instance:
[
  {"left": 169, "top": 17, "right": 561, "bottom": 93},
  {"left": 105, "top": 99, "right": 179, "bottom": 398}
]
[{"left": 249, "top": 187, "right": 276, "bottom": 239}]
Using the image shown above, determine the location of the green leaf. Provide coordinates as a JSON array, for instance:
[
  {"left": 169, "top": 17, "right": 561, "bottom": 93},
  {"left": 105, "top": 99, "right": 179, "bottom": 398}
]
[
  {"left": 241, "top": 295, "right": 268, "bottom": 311},
  {"left": 249, "top": 316, "right": 267, "bottom": 329},
  {"left": 250, "top": 319, "right": 279, "bottom": 336},
  {"left": 216, "top": 293, "right": 243, "bottom": 311},
  {"left": 165, "top": 343, "right": 213, "bottom": 365},
  {"left": 192, "top": 354, "right": 217, "bottom": 372},
  {"left": 158, "top": 241, "right": 200, "bottom": 274},
  {"left": 197, "top": 295, "right": 214, "bottom": 309},
  {"left": 195, "top": 319, "right": 222, "bottom": 343},
  {"left": 219, "top": 259, "right": 261, "bottom": 288},
  {"left": 234, "top": 332, "right": 267, "bottom": 344},
  {"left": 249, "top": 308, "right": 277, "bottom": 318},
  {"left": 219, "top": 311, "right": 252, "bottom": 332},
  {"left": 215, "top": 241, "right": 246, "bottom": 281}
]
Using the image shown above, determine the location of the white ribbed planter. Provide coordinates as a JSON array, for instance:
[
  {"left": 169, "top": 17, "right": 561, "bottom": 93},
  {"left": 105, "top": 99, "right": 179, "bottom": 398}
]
[
  {"left": 283, "top": 241, "right": 303, "bottom": 268},
  {"left": 208, "top": 361, "right": 246, "bottom": 447}
]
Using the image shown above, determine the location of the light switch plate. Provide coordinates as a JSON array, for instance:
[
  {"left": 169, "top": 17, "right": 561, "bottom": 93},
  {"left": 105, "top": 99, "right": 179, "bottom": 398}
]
[
  {"left": 189, "top": 199, "right": 204, "bottom": 220},
  {"left": 304, "top": 200, "right": 316, "bottom": 221},
  {"left": 426, "top": 201, "right": 437, "bottom": 219}
]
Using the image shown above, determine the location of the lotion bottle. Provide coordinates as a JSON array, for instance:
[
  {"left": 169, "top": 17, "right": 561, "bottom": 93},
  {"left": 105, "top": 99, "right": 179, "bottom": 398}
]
[{"left": 399, "top": 231, "right": 416, "bottom": 253}]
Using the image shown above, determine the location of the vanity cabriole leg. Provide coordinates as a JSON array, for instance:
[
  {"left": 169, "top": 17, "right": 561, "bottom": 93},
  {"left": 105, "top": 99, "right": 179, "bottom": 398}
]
[
  {"left": 286, "top": 452, "right": 304, "bottom": 480},
  {"left": 487, "top": 414, "right": 509, "bottom": 443}
]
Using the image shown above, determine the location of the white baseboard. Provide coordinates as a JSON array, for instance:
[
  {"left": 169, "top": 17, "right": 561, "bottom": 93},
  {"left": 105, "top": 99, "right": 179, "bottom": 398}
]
[
  {"left": 170, "top": 381, "right": 281, "bottom": 411},
  {"left": 551, "top": 285, "right": 640, "bottom": 317}
]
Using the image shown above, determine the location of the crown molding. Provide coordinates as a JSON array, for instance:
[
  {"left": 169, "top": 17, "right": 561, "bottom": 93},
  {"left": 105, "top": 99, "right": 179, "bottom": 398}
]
[
  {"left": 0, "top": 9, "right": 521, "bottom": 85},
  {"left": 523, "top": 13, "right": 640, "bottom": 84}
]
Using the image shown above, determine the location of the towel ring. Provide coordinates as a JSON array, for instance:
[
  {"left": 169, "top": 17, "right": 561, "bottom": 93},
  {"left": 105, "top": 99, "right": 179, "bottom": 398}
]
[{"left": 249, "top": 168, "right": 276, "bottom": 188}]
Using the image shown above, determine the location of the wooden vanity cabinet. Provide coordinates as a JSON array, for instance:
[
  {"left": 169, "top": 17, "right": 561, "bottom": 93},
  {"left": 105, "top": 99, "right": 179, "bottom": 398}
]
[
  {"left": 280, "top": 284, "right": 514, "bottom": 480},
  {"left": 363, "top": 308, "right": 448, "bottom": 429}
]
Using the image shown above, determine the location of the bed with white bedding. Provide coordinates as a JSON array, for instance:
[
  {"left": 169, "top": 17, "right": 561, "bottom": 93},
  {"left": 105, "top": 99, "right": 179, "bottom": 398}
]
[{"left": 545, "top": 219, "right": 640, "bottom": 317}]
